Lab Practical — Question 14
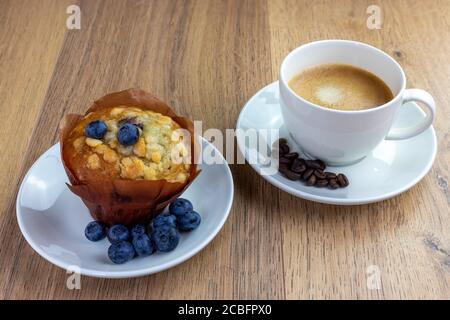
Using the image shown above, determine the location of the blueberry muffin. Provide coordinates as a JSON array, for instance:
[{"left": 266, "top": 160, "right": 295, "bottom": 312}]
[{"left": 60, "top": 89, "right": 199, "bottom": 226}]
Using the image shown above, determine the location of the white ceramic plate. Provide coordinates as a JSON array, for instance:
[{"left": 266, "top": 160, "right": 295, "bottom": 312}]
[
  {"left": 16, "top": 138, "right": 234, "bottom": 278},
  {"left": 236, "top": 81, "right": 437, "bottom": 205}
]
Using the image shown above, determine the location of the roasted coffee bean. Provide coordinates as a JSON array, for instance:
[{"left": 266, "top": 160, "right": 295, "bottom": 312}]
[
  {"left": 305, "top": 160, "right": 323, "bottom": 170},
  {"left": 316, "top": 159, "right": 326, "bottom": 170},
  {"left": 278, "top": 163, "right": 290, "bottom": 175},
  {"left": 273, "top": 140, "right": 344, "bottom": 190},
  {"left": 279, "top": 164, "right": 302, "bottom": 181},
  {"left": 279, "top": 143, "right": 290, "bottom": 155},
  {"left": 302, "top": 168, "right": 314, "bottom": 181},
  {"left": 284, "top": 170, "right": 303, "bottom": 181},
  {"left": 291, "top": 158, "right": 306, "bottom": 173},
  {"left": 329, "top": 179, "right": 339, "bottom": 189},
  {"left": 306, "top": 174, "right": 317, "bottom": 186},
  {"left": 279, "top": 156, "right": 292, "bottom": 164},
  {"left": 337, "top": 173, "right": 349, "bottom": 187},
  {"left": 314, "top": 169, "right": 326, "bottom": 179},
  {"left": 324, "top": 172, "right": 337, "bottom": 179},
  {"left": 284, "top": 152, "right": 299, "bottom": 160},
  {"left": 316, "top": 179, "right": 329, "bottom": 187}
]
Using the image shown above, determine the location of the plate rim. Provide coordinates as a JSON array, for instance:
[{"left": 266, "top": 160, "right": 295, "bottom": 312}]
[
  {"left": 236, "top": 81, "right": 437, "bottom": 205},
  {"left": 16, "top": 137, "right": 234, "bottom": 278}
]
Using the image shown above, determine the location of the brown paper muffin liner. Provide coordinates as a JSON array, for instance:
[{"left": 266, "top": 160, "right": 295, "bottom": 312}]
[{"left": 59, "top": 89, "right": 200, "bottom": 226}]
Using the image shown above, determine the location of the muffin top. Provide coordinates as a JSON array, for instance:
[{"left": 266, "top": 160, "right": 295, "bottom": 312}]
[{"left": 64, "top": 106, "right": 191, "bottom": 183}]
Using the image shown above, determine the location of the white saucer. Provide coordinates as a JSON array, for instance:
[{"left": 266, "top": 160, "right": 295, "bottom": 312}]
[
  {"left": 236, "top": 81, "right": 437, "bottom": 205},
  {"left": 16, "top": 138, "right": 234, "bottom": 278}
]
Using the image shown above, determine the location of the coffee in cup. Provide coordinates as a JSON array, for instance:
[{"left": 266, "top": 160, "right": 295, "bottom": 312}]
[{"left": 288, "top": 64, "right": 393, "bottom": 111}]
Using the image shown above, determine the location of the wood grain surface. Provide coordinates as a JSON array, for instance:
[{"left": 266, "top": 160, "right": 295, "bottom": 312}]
[{"left": 0, "top": 0, "right": 449, "bottom": 299}]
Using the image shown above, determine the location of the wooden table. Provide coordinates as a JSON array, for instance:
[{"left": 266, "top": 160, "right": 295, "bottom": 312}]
[{"left": 1, "top": 0, "right": 449, "bottom": 300}]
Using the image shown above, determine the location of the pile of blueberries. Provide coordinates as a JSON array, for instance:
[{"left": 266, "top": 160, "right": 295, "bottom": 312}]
[{"left": 84, "top": 198, "right": 201, "bottom": 264}]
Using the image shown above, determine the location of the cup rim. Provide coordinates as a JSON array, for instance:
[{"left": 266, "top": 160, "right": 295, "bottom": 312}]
[{"left": 280, "top": 39, "right": 406, "bottom": 114}]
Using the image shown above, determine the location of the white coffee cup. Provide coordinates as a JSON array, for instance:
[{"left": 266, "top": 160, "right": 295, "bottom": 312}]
[{"left": 279, "top": 40, "right": 436, "bottom": 165}]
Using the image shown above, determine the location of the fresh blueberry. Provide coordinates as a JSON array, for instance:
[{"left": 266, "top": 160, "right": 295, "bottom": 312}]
[
  {"left": 108, "top": 241, "right": 135, "bottom": 264},
  {"left": 132, "top": 234, "right": 154, "bottom": 257},
  {"left": 130, "top": 224, "right": 146, "bottom": 238},
  {"left": 117, "top": 123, "right": 139, "bottom": 146},
  {"left": 151, "top": 225, "right": 180, "bottom": 252},
  {"left": 152, "top": 214, "right": 177, "bottom": 228},
  {"left": 84, "top": 221, "right": 106, "bottom": 241},
  {"left": 107, "top": 224, "right": 130, "bottom": 243},
  {"left": 169, "top": 198, "right": 193, "bottom": 217},
  {"left": 177, "top": 211, "right": 201, "bottom": 231},
  {"left": 85, "top": 120, "right": 108, "bottom": 139}
]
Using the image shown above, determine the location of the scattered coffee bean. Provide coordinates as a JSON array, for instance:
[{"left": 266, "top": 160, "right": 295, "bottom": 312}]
[
  {"left": 316, "top": 159, "right": 326, "bottom": 170},
  {"left": 324, "top": 172, "right": 337, "bottom": 179},
  {"left": 280, "top": 144, "right": 290, "bottom": 155},
  {"left": 279, "top": 164, "right": 302, "bottom": 181},
  {"left": 314, "top": 169, "right": 326, "bottom": 179},
  {"left": 306, "top": 174, "right": 317, "bottom": 186},
  {"left": 286, "top": 171, "right": 303, "bottom": 181},
  {"left": 279, "top": 157, "right": 292, "bottom": 164},
  {"left": 329, "top": 179, "right": 339, "bottom": 189},
  {"left": 337, "top": 173, "right": 349, "bottom": 187},
  {"left": 302, "top": 168, "right": 314, "bottom": 181},
  {"left": 316, "top": 179, "right": 329, "bottom": 187},
  {"left": 291, "top": 158, "right": 305, "bottom": 172},
  {"left": 284, "top": 152, "right": 299, "bottom": 160},
  {"left": 272, "top": 139, "right": 350, "bottom": 190},
  {"left": 305, "top": 160, "right": 322, "bottom": 170}
]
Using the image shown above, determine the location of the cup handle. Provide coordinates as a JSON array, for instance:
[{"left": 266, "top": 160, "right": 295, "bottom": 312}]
[{"left": 385, "top": 89, "right": 436, "bottom": 140}]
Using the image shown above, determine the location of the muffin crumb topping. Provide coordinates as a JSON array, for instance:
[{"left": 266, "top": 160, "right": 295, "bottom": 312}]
[
  {"left": 85, "top": 137, "right": 103, "bottom": 147},
  {"left": 87, "top": 154, "right": 100, "bottom": 170},
  {"left": 66, "top": 106, "right": 191, "bottom": 183}
]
